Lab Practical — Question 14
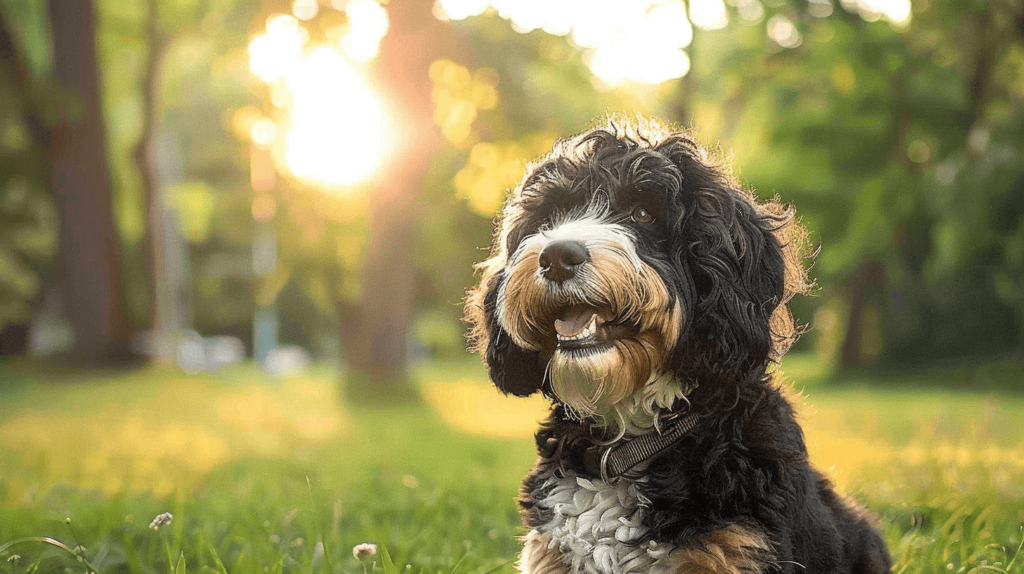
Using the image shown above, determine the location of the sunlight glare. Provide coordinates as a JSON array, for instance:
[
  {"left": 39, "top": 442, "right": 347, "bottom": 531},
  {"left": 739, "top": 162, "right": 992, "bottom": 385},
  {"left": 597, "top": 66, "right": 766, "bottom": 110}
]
[
  {"left": 807, "top": 0, "right": 834, "bottom": 18},
  {"left": 841, "top": 0, "right": 912, "bottom": 25},
  {"left": 767, "top": 15, "right": 801, "bottom": 48},
  {"left": 735, "top": 0, "right": 766, "bottom": 23},
  {"left": 589, "top": 37, "right": 691, "bottom": 86},
  {"left": 340, "top": 0, "right": 390, "bottom": 62},
  {"left": 434, "top": 0, "right": 490, "bottom": 20},
  {"left": 248, "top": 6, "right": 390, "bottom": 189},
  {"left": 436, "top": 0, "right": 694, "bottom": 86},
  {"left": 689, "top": 0, "right": 729, "bottom": 30},
  {"left": 283, "top": 48, "right": 388, "bottom": 187},
  {"left": 292, "top": 0, "right": 319, "bottom": 21},
  {"left": 250, "top": 118, "right": 277, "bottom": 148},
  {"left": 248, "top": 15, "right": 307, "bottom": 83}
]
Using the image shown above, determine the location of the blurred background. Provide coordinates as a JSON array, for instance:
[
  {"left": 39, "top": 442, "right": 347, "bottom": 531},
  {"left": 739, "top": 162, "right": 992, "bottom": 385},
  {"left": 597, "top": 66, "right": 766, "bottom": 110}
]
[
  {"left": 1, "top": 0, "right": 1022, "bottom": 387},
  {"left": 1, "top": 0, "right": 1024, "bottom": 571}
]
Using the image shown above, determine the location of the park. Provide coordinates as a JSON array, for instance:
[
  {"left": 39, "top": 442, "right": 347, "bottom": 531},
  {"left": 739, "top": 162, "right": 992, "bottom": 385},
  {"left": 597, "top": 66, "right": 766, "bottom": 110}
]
[{"left": 1, "top": 0, "right": 1023, "bottom": 572}]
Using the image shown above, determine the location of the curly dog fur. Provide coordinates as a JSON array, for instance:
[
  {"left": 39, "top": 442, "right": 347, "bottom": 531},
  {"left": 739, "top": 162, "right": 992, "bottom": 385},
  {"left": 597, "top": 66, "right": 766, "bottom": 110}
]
[{"left": 465, "top": 117, "right": 892, "bottom": 574}]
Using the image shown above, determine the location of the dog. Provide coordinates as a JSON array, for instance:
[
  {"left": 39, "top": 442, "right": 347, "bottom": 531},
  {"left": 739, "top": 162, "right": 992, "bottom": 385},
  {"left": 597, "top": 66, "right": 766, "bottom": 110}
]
[{"left": 465, "top": 117, "right": 892, "bottom": 574}]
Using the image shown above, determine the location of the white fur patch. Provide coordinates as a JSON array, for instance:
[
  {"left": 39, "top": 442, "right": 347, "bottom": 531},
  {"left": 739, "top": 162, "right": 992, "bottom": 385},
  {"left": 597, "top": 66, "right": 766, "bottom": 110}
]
[
  {"left": 510, "top": 217, "right": 644, "bottom": 286},
  {"left": 529, "top": 469, "right": 674, "bottom": 574}
]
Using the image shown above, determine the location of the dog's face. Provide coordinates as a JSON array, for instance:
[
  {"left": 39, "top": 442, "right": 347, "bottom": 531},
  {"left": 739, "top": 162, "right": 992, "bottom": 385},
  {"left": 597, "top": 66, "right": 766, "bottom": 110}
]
[{"left": 466, "top": 119, "right": 809, "bottom": 426}]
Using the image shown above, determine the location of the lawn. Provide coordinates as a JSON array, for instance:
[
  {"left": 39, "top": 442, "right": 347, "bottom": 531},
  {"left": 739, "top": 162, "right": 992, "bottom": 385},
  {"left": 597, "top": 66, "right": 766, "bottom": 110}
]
[{"left": 1, "top": 356, "right": 1023, "bottom": 574}]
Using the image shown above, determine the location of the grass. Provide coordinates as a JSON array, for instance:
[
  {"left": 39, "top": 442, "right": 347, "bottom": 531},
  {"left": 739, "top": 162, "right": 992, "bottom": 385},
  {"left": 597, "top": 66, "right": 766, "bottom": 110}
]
[{"left": 0, "top": 355, "right": 1023, "bottom": 573}]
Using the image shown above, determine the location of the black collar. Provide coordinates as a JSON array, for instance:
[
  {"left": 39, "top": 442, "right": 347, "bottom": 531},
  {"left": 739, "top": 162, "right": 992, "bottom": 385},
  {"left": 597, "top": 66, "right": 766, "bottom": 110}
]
[{"left": 535, "top": 411, "right": 702, "bottom": 481}]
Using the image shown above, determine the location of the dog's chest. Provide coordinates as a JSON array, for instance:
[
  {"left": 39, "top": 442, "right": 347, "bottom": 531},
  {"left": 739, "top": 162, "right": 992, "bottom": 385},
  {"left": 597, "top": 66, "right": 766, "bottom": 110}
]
[{"left": 531, "top": 469, "right": 673, "bottom": 574}]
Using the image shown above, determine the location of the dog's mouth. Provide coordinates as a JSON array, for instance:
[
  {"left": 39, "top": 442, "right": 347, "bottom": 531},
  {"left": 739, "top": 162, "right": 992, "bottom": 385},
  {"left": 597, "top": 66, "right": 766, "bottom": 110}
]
[{"left": 553, "top": 306, "right": 632, "bottom": 352}]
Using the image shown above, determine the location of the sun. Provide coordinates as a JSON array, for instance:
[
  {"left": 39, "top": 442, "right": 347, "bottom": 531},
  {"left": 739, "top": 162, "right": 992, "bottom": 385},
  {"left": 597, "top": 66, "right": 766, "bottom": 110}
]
[{"left": 247, "top": 10, "right": 390, "bottom": 190}]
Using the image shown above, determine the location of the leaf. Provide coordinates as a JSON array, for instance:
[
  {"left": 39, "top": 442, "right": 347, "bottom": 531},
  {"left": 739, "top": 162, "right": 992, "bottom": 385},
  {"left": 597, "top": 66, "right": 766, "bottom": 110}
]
[
  {"left": 206, "top": 544, "right": 228, "bottom": 574},
  {"left": 380, "top": 545, "right": 400, "bottom": 574},
  {"left": 175, "top": 552, "right": 187, "bottom": 574}
]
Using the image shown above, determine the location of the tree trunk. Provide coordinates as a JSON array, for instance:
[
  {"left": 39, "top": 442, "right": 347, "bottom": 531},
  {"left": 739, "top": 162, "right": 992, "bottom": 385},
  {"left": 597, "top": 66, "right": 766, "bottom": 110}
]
[
  {"left": 136, "top": 0, "right": 172, "bottom": 360},
  {"left": 47, "top": 0, "right": 135, "bottom": 361},
  {"left": 838, "top": 261, "right": 884, "bottom": 368},
  {"left": 343, "top": 0, "right": 463, "bottom": 403}
]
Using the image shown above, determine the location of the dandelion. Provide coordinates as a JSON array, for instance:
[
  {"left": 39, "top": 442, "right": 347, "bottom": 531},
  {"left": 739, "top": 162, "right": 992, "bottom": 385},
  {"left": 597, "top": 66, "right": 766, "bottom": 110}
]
[
  {"left": 352, "top": 542, "right": 377, "bottom": 560},
  {"left": 7, "top": 555, "right": 20, "bottom": 564},
  {"left": 149, "top": 512, "right": 173, "bottom": 530}
]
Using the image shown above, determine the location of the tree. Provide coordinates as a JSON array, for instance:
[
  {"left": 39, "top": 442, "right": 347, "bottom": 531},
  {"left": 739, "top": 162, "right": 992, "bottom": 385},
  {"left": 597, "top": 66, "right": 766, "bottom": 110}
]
[
  {"left": 691, "top": 0, "right": 1024, "bottom": 368},
  {"left": 46, "top": 0, "right": 135, "bottom": 360},
  {"left": 342, "top": 0, "right": 468, "bottom": 402},
  {"left": 135, "top": 0, "right": 172, "bottom": 358}
]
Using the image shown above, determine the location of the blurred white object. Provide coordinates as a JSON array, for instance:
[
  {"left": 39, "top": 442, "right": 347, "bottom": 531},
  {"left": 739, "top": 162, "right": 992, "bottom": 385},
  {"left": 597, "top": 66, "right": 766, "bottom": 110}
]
[
  {"left": 176, "top": 332, "right": 207, "bottom": 373},
  {"left": 176, "top": 331, "right": 246, "bottom": 373},
  {"left": 263, "top": 345, "right": 311, "bottom": 377},
  {"left": 206, "top": 336, "right": 246, "bottom": 370}
]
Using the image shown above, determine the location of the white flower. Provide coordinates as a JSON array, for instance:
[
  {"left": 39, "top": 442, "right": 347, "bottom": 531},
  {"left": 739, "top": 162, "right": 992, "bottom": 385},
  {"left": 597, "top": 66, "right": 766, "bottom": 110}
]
[
  {"left": 149, "top": 512, "right": 173, "bottom": 530},
  {"left": 352, "top": 543, "right": 377, "bottom": 560}
]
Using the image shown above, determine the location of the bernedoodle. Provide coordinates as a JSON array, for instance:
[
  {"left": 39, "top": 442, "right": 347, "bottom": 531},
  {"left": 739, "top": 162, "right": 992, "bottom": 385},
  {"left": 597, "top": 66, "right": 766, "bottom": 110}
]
[{"left": 465, "top": 117, "right": 892, "bottom": 574}]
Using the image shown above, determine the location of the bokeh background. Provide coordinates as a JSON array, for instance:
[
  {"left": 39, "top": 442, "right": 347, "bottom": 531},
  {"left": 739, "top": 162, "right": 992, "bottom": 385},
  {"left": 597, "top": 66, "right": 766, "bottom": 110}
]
[{"left": 1, "top": 0, "right": 1024, "bottom": 572}]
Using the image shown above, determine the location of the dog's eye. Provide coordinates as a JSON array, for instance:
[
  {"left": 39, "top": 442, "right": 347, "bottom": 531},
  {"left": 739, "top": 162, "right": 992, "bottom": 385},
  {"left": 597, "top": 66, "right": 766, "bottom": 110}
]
[{"left": 631, "top": 206, "right": 654, "bottom": 224}]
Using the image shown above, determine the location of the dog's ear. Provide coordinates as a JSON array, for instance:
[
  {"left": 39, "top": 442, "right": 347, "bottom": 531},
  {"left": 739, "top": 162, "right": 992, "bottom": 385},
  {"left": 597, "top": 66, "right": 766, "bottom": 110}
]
[
  {"left": 465, "top": 269, "right": 548, "bottom": 397},
  {"left": 694, "top": 192, "right": 787, "bottom": 374},
  {"left": 662, "top": 141, "right": 798, "bottom": 377}
]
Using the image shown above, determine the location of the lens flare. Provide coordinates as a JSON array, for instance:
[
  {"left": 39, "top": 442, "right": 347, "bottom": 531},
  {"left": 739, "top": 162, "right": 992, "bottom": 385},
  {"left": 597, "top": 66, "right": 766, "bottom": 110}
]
[
  {"left": 248, "top": 16, "right": 307, "bottom": 83},
  {"left": 436, "top": 0, "right": 694, "bottom": 86},
  {"left": 689, "top": 0, "right": 728, "bottom": 30},
  {"left": 341, "top": 0, "right": 390, "bottom": 62},
  {"left": 283, "top": 48, "right": 388, "bottom": 187},
  {"left": 247, "top": 7, "right": 390, "bottom": 189},
  {"left": 841, "top": 0, "right": 912, "bottom": 25}
]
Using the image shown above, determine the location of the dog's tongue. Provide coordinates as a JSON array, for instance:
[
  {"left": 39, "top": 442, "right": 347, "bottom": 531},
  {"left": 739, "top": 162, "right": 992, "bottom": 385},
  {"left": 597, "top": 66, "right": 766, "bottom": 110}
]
[{"left": 555, "top": 308, "right": 596, "bottom": 338}]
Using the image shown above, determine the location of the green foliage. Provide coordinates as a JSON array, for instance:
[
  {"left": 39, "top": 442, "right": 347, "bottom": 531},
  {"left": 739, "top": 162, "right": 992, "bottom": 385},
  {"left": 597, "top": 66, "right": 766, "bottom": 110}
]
[
  {"left": 0, "top": 179, "right": 54, "bottom": 330},
  {"left": 426, "top": 0, "right": 1024, "bottom": 368},
  {"left": 0, "top": 5, "right": 57, "bottom": 333},
  {"left": 665, "top": 1, "right": 1024, "bottom": 365},
  {"left": 3, "top": 0, "right": 1022, "bottom": 368}
]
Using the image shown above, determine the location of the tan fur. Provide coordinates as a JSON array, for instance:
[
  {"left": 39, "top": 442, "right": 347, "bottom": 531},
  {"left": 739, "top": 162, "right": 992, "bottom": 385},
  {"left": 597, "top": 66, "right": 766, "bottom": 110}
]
[
  {"left": 752, "top": 194, "right": 814, "bottom": 361},
  {"left": 497, "top": 236, "right": 676, "bottom": 353},
  {"left": 491, "top": 224, "right": 680, "bottom": 421},
  {"left": 518, "top": 530, "right": 571, "bottom": 574},
  {"left": 666, "top": 524, "right": 774, "bottom": 574}
]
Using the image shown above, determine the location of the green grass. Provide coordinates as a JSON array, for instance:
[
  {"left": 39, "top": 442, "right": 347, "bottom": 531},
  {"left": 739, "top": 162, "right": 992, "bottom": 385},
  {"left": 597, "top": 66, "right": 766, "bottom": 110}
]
[{"left": 0, "top": 356, "right": 1023, "bottom": 574}]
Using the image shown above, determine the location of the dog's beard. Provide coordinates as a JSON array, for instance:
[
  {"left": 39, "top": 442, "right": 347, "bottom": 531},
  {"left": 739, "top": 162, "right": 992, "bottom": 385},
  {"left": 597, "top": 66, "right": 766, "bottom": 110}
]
[
  {"left": 549, "top": 335, "right": 663, "bottom": 420},
  {"left": 496, "top": 215, "right": 683, "bottom": 423}
]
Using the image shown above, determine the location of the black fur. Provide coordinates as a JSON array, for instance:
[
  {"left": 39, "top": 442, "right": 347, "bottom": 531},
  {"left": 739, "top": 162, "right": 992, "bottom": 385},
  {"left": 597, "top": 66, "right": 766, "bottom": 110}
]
[
  {"left": 480, "top": 271, "right": 550, "bottom": 396},
  {"left": 465, "top": 118, "right": 892, "bottom": 574}
]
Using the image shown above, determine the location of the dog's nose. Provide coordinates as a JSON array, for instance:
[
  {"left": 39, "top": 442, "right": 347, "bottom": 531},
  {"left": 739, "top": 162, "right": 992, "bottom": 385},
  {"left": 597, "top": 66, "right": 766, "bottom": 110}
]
[{"left": 539, "top": 240, "right": 589, "bottom": 283}]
